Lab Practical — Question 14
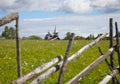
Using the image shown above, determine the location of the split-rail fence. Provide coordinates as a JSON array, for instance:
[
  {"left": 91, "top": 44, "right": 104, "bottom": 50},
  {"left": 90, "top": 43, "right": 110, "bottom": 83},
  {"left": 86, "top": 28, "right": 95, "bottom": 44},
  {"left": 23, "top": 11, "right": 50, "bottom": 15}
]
[{"left": 0, "top": 13, "right": 120, "bottom": 84}]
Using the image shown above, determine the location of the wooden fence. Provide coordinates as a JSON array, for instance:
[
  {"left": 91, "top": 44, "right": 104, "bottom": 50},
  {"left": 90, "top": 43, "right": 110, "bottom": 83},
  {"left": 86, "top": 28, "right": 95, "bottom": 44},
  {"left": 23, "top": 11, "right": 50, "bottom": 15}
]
[
  {"left": 67, "top": 18, "right": 120, "bottom": 84},
  {"left": 1, "top": 13, "right": 120, "bottom": 84},
  {"left": 0, "top": 13, "right": 22, "bottom": 77},
  {"left": 15, "top": 18, "right": 120, "bottom": 84}
]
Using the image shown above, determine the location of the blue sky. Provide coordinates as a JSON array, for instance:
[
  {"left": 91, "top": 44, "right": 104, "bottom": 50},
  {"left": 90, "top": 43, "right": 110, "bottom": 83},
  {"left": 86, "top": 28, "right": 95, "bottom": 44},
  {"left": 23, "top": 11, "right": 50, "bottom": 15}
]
[{"left": 0, "top": 0, "right": 120, "bottom": 38}]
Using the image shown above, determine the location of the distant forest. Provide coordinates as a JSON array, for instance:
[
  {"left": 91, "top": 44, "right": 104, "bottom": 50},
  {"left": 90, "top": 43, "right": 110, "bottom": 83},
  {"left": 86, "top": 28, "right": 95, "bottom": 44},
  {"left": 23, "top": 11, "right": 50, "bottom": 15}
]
[{"left": 0, "top": 26, "right": 116, "bottom": 40}]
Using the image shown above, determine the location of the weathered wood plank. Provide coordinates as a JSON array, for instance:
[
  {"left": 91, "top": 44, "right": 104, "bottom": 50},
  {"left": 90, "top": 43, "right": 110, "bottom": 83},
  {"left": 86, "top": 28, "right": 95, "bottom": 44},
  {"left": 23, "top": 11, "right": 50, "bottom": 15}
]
[
  {"left": 15, "top": 16, "right": 22, "bottom": 77},
  {"left": 58, "top": 33, "right": 75, "bottom": 84},
  {"left": 99, "top": 67, "right": 119, "bottom": 84},
  {"left": 109, "top": 18, "right": 114, "bottom": 68},
  {"left": 115, "top": 22, "right": 120, "bottom": 67},
  {"left": 30, "top": 33, "right": 108, "bottom": 84},
  {"left": 31, "top": 63, "right": 62, "bottom": 84},
  {"left": 68, "top": 33, "right": 108, "bottom": 62},
  {"left": 0, "top": 12, "right": 18, "bottom": 26},
  {"left": 109, "top": 18, "right": 115, "bottom": 83},
  {"left": 11, "top": 55, "right": 63, "bottom": 84},
  {"left": 67, "top": 48, "right": 114, "bottom": 84}
]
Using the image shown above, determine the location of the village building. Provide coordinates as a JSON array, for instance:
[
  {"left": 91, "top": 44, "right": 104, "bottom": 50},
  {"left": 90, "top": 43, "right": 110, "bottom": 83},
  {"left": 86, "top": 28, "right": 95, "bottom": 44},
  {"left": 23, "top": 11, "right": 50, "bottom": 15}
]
[{"left": 44, "top": 26, "right": 60, "bottom": 40}]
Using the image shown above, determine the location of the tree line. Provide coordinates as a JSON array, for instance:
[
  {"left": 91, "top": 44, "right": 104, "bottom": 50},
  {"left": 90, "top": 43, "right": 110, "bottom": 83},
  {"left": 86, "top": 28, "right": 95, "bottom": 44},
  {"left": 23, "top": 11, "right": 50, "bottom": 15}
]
[
  {"left": 0, "top": 26, "right": 115, "bottom": 40},
  {"left": 64, "top": 32, "right": 109, "bottom": 40},
  {"left": 0, "top": 26, "right": 16, "bottom": 39},
  {"left": 0, "top": 26, "right": 43, "bottom": 40}
]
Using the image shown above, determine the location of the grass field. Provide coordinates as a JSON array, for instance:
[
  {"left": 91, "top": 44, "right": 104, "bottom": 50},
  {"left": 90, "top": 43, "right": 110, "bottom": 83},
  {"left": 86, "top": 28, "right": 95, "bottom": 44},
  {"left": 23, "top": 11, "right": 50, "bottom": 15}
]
[{"left": 0, "top": 40, "right": 119, "bottom": 84}]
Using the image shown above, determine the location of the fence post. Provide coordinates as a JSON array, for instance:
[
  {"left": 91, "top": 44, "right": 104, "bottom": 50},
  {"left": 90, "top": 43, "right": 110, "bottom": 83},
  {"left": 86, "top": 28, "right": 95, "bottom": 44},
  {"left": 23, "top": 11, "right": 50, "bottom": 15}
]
[
  {"left": 109, "top": 18, "right": 115, "bottom": 83},
  {"left": 58, "top": 33, "right": 75, "bottom": 84},
  {"left": 115, "top": 22, "right": 120, "bottom": 67},
  {"left": 15, "top": 14, "right": 22, "bottom": 77}
]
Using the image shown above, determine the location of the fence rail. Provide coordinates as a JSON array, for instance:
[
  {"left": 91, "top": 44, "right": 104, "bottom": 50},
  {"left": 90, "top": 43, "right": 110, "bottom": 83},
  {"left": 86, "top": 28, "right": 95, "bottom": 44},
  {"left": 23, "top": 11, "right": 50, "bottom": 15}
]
[
  {"left": 0, "top": 13, "right": 18, "bottom": 26},
  {"left": 0, "top": 13, "right": 119, "bottom": 84},
  {"left": 0, "top": 13, "right": 22, "bottom": 77},
  {"left": 29, "top": 33, "right": 108, "bottom": 84},
  {"left": 11, "top": 56, "right": 63, "bottom": 84},
  {"left": 99, "top": 67, "right": 119, "bottom": 84},
  {"left": 11, "top": 32, "right": 112, "bottom": 84},
  {"left": 67, "top": 47, "right": 114, "bottom": 84}
]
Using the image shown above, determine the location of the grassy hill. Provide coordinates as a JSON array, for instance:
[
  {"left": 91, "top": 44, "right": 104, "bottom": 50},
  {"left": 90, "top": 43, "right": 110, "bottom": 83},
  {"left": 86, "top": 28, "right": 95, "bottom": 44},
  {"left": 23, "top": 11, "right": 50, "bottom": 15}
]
[{"left": 0, "top": 40, "right": 118, "bottom": 84}]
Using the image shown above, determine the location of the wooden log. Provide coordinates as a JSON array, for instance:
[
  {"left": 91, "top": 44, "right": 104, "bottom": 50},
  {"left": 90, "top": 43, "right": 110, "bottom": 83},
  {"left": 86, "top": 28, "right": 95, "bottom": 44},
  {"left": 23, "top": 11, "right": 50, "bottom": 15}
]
[
  {"left": 109, "top": 18, "right": 114, "bottom": 68},
  {"left": 98, "top": 47, "right": 120, "bottom": 83},
  {"left": 67, "top": 47, "right": 114, "bottom": 84},
  {"left": 58, "top": 33, "right": 75, "bottom": 84},
  {"left": 99, "top": 67, "right": 119, "bottom": 84},
  {"left": 31, "top": 63, "right": 63, "bottom": 84},
  {"left": 11, "top": 55, "right": 63, "bottom": 84},
  {"left": 0, "top": 12, "right": 18, "bottom": 26},
  {"left": 109, "top": 18, "right": 115, "bottom": 83},
  {"left": 15, "top": 16, "right": 22, "bottom": 78},
  {"left": 68, "top": 33, "right": 108, "bottom": 62},
  {"left": 0, "top": 12, "right": 21, "bottom": 77},
  {"left": 115, "top": 22, "right": 120, "bottom": 67},
  {"left": 30, "top": 33, "right": 108, "bottom": 84},
  {"left": 99, "top": 75, "right": 111, "bottom": 84}
]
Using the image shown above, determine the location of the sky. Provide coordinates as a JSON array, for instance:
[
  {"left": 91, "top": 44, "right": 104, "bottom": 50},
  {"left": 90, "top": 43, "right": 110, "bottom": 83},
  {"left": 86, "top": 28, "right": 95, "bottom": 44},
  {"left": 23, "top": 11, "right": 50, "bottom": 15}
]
[{"left": 0, "top": 0, "right": 120, "bottom": 39}]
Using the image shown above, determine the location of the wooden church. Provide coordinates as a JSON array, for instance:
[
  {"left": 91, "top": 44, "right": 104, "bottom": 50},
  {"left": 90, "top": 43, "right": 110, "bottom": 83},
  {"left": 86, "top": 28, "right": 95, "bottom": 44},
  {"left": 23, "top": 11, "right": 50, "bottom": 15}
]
[{"left": 44, "top": 26, "right": 60, "bottom": 40}]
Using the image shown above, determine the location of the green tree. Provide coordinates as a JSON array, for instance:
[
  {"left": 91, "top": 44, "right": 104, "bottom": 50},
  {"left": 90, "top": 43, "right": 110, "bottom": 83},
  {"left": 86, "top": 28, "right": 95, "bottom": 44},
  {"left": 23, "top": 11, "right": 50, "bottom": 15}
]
[
  {"left": 75, "top": 35, "right": 86, "bottom": 40},
  {"left": 9, "top": 27, "right": 16, "bottom": 39},
  {"left": 22, "top": 35, "right": 42, "bottom": 40},
  {"left": 86, "top": 34, "right": 95, "bottom": 40},
  {"left": 0, "top": 35, "right": 2, "bottom": 39},
  {"left": 1, "top": 26, "right": 16, "bottom": 39},
  {"left": 1, "top": 26, "right": 9, "bottom": 39},
  {"left": 64, "top": 32, "right": 71, "bottom": 40}
]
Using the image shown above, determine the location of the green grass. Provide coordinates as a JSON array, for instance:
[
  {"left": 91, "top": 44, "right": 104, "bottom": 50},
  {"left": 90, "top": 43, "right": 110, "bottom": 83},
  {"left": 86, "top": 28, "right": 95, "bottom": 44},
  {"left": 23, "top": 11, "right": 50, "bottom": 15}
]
[{"left": 0, "top": 40, "right": 119, "bottom": 84}]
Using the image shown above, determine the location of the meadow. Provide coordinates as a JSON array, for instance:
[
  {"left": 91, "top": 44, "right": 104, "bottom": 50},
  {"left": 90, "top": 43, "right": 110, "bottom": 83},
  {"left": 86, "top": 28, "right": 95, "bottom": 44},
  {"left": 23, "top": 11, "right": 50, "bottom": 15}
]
[{"left": 0, "top": 39, "right": 118, "bottom": 84}]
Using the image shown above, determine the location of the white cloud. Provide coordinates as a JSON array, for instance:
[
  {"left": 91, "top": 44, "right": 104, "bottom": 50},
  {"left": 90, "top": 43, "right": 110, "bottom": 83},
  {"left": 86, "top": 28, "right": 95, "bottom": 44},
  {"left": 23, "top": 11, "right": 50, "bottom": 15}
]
[
  {"left": 0, "top": 0, "right": 16, "bottom": 11},
  {"left": 92, "top": 0, "right": 120, "bottom": 12},
  {"left": 61, "top": 0, "right": 92, "bottom": 13},
  {"left": 0, "top": 13, "right": 120, "bottom": 38},
  {"left": 28, "top": 0, "right": 61, "bottom": 11},
  {"left": 0, "top": 0, "right": 120, "bottom": 14},
  {"left": 19, "top": 14, "right": 120, "bottom": 38},
  {"left": 0, "top": 0, "right": 61, "bottom": 12}
]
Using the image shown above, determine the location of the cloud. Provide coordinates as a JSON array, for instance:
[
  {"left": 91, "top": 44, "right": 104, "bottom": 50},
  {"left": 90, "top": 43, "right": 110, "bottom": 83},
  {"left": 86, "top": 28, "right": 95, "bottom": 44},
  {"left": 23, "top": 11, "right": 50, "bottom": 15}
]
[
  {"left": 92, "top": 0, "right": 120, "bottom": 13},
  {"left": 19, "top": 13, "right": 120, "bottom": 38},
  {"left": 0, "top": 0, "right": 16, "bottom": 11},
  {"left": 60, "top": 0, "right": 92, "bottom": 13},
  {"left": 0, "top": 0, "right": 120, "bottom": 14},
  {"left": 0, "top": 13, "right": 120, "bottom": 38},
  {"left": 0, "top": 0, "right": 61, "bottom": 12}
]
